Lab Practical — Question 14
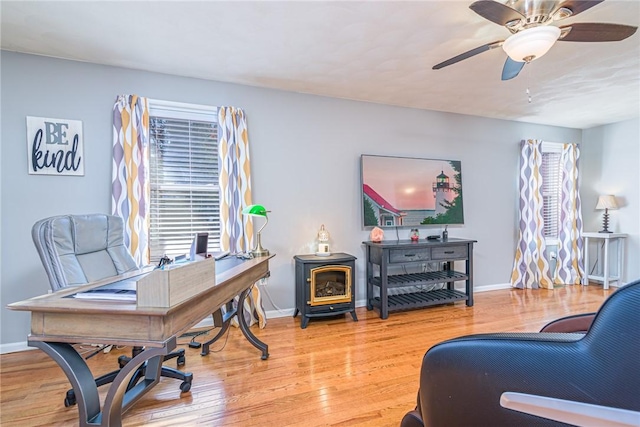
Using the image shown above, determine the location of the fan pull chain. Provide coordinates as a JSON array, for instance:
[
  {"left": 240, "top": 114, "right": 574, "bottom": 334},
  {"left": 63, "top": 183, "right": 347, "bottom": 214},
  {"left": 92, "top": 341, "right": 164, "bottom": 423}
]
[{"left": 526, "top": 64, "right": 532, "bottom": 103}]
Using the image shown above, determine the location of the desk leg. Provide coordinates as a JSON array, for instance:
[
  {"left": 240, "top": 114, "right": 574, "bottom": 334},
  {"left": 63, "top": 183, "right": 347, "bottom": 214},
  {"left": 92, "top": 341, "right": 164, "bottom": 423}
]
[
  {"left": 583, "top": 236, "right": 590, "bottom": 286},
  {"left": 618, "top": 238, "right": 625, "bottom": 286},
  {"left": 31, "top": 340, "right": 170, "bottom": 427},
  {"left": 238, "top": 286, "right": 269, "bottom": 360},
  {"left": 603, "top": 239, "right": 610, "bottom": 290},
  {"left": 201, "top": 304, "right": 233, "bottom": 356}
]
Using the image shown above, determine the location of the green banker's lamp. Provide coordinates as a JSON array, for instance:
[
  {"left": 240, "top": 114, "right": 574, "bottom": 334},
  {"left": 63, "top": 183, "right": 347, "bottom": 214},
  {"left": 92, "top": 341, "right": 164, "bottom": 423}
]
[{"left": 242, "top": 204, "right": 270, "bottom": 257}]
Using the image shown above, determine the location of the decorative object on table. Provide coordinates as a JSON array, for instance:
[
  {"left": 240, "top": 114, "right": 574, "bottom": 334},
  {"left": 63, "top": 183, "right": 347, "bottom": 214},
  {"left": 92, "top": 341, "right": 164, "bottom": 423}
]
[
  {"left": 370, "top": 226, "right": 384, "bottom": 242},
  {"left": 595, "top": 195, "right": 618, "bottom": 233},
  {"left": 410, "top": 228, "right": 420, "bottom": 242},
  {"left": 442, "top": 225, "right": 448, "bottom": 240},
  {"left": 189, "top": 232, "right": 209, "bottom": 260},
  {"left": 316, "top": 224, "right": 331, "bottom": 257},
  {"left": 27, "top": 116, "right": 84, "bottom": 176},
  {"left": 242, "top": 204, "right": 270, "bottom": 257}
]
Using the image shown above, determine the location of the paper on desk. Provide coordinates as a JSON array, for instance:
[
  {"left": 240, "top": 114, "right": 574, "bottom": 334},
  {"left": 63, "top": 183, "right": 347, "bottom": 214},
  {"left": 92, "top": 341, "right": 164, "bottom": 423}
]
[{"left": 73, "top": 279, "right": 137, "bottom": 302}]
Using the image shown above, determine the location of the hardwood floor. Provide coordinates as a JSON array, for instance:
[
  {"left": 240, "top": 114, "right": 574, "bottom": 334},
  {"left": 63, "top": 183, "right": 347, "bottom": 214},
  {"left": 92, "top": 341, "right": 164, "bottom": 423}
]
[{"left": 1, "top": 285, "right": 612, "bottom": 427}]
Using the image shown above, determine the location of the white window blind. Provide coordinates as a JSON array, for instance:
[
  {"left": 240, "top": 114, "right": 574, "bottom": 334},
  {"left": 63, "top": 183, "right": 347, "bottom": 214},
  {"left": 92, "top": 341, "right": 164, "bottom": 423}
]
[
  {"left": 148, "top": 100, "right": 220, "bottom": 263},
  {"left": 541, "top": 142, "right": 562, "bottom": 240}
]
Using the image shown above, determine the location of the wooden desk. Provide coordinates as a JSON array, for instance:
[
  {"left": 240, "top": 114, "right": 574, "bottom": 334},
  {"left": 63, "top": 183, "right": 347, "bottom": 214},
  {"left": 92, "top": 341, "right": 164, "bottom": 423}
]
[
  {"left": 8, "top": 255, "right": 272, "bottom": 427},
  {"left": 582, "top": 232, "right": 627, "bottom": 289}
]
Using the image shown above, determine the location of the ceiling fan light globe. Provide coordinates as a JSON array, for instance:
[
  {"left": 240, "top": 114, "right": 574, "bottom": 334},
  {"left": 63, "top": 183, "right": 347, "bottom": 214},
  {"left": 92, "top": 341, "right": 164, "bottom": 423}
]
[{"left": 502, "top": 26, "right": 561, "bottom": 62}]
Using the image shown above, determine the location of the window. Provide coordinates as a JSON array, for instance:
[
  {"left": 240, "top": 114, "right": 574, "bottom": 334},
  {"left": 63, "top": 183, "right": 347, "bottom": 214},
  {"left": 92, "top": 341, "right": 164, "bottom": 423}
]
[
  {"left": 540, "top": 142, "right": 562, "bottom": 241},
  {"left": 148, "top": 100, "right": 220, "bottom": 263}
]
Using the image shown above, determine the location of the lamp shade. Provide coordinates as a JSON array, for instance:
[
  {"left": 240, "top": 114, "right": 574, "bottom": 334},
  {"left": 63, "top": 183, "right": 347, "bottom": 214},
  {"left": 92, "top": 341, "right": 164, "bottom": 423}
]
[
  {"left": 595, "top": 195, "right": 618, "bottom": 210},
  {"left": 502, "top": 26, "right": 561, "bottom": 62},
  {"left": 242, "top": 204, "right": 268, "bottom": 217}
]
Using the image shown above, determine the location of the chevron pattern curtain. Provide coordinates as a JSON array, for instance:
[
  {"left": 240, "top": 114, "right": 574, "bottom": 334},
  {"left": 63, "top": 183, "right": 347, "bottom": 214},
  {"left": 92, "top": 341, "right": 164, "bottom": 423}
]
[
  {"left": 218, "top": 106, "right": 266, "bottom": 328},
  {"left": 111, "top": 95, "right": 150, "bottom": 266},
  {"left": 511, "top": 139, "right": 553, "bottom": 289},
  {"left": 553, "top": 143, "right": 584, "bottom": 285},
  {"left": 218, "top": 107, "right": 254, "bottom": 254}
]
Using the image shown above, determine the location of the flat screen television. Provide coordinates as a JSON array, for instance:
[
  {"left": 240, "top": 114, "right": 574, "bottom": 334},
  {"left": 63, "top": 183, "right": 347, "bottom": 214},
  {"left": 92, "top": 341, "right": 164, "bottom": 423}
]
[{"left": 361, "top": 154, "right": 464, "bottom": 228}]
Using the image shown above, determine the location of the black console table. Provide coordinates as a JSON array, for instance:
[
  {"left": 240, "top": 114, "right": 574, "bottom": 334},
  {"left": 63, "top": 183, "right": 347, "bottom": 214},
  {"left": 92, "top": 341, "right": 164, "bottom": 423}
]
[{"left": 363, "top": 238, "right": 476, "bottom": 319}]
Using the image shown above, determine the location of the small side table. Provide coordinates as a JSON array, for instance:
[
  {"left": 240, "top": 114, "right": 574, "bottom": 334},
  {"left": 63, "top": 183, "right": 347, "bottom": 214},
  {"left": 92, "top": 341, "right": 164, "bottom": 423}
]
[{"left": 582, "top": 232, "right": 627, "bottom": 289}]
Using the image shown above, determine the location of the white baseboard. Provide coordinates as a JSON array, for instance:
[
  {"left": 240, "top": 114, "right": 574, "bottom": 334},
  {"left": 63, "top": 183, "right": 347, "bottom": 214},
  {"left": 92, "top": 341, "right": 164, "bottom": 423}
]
[
  {"left": 0, "top": 341, "right": 35, "bottom": 354},
  {"left": 474, "top": 283, "right": 512, "bottom": 292},
  {"left": 0, "top": 285, "right": 514, "bottom": 354}
]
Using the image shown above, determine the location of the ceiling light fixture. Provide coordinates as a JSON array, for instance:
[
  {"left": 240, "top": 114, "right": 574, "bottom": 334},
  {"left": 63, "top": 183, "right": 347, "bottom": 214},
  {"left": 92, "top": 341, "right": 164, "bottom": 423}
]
[
  {"left": 502, "top": 26, "right": 561, "bottom": 63},
  {"left": 552, "top": 7, "right": 573, "bottom": 21}
]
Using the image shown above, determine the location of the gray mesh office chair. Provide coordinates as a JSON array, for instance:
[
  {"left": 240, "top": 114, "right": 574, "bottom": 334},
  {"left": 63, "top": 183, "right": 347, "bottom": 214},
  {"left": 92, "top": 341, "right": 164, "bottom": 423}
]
[{"left": 32, "top": 214, "right": 192, "bottom": 406}]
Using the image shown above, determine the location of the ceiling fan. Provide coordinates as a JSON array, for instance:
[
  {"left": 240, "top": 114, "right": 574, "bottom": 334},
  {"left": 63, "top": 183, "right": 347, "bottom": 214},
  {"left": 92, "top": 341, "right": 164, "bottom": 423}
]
[{"left": 433, "top": 0, "right": 638, "bottom": 80}]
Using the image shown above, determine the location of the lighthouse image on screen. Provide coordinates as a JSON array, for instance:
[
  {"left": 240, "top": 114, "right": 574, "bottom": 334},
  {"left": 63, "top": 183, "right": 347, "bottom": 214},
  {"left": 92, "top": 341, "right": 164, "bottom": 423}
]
[{"left": 361, "top": 155, "right": 464, "bottom": 228}]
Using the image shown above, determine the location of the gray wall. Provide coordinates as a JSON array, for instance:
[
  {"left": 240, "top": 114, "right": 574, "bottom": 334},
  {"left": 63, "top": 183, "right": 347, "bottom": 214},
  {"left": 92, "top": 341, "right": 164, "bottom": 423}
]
[
  {"left": 581, "top": 118, "right": 640, "bottom": 282},
  {"left": 0, "top": 51, "right": 587, "bottom": 349}
]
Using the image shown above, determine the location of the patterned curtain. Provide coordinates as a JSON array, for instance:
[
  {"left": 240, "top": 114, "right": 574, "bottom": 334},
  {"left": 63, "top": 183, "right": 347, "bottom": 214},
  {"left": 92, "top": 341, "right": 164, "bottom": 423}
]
[
  {"left": 554, "top": 143, "right": 584, "bottom": 285},
  {"left": 511, "top": 139, "right": 553, "bottom": 289},
  {"left": 218, "top": 107, "right": 254, "bottom": 253},
  {"left": 111, "top": 95, "right": 150, "bottom": 266},
  {"left": 218, "top": 106, "right": 266, "bottom": 328}
]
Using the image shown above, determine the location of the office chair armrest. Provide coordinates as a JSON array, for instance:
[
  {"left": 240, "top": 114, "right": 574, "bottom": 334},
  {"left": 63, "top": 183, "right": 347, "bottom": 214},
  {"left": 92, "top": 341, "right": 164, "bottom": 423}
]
[
  {"left": 540, "top": 313, "right": 596, "bottom": 333},
  {"left": 500, "top": 392, "right": 640, "bottom": 427}
]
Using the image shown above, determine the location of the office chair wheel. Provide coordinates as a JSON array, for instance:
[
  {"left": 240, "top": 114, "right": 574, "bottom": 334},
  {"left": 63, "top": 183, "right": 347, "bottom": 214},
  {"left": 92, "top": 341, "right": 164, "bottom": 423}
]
[
  {"left": 118, "top": 355, "right": 130, "bottom": 368},
  {"left": 177, "top": 354, "right": 186, "bottom": 366},
  {"left": 180, "top": 381, "right": 191, "bottom": 393},
  {"left": 64, "top": 390, "right": 77, "bottom": 407}
]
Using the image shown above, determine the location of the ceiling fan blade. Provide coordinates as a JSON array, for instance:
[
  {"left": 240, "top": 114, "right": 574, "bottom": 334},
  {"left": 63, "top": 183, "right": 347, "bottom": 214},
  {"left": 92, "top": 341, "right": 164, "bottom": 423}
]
[
  {"left": 502, "top": 57, "right": 526, "bottom": 81},
  {"left": 556, "top": 0, "right": 604, "bottom": 17},
  {"left": 433, "top": 41, "right": 503, "bottom": 70},
  {"left": 469, "top": 0, "right": 525, "bottom": 26},
  {"left": 559, "top": 23, "right": 638, "bottom": 42}
]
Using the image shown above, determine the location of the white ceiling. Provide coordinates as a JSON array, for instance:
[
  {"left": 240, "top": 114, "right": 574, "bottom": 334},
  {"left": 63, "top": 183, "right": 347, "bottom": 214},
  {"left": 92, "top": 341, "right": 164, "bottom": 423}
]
[{"left": 2, "top": 0, "right": 639, "bottom": 129}]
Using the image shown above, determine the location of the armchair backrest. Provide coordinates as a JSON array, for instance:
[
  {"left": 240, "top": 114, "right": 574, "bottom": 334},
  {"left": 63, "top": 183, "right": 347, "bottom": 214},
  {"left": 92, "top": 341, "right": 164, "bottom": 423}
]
[
  {"left": 581, "top": 278, "right": 640, "bottom": 381},
  {"left": 416, "top": 279, "right": 640, "bottom": 426},
  {"left": 32, "top": 214, "right": 139, "bottom": 291}
]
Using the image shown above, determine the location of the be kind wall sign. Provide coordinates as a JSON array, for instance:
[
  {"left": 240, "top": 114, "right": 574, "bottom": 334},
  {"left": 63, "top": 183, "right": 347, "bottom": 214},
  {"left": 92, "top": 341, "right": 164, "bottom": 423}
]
[{"left": 26, "top": 116, "right": 84, "bottom": 176}]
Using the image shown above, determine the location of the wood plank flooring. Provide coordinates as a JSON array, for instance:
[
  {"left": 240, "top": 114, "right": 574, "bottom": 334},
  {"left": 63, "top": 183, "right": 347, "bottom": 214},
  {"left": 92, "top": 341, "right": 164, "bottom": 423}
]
[{"left": 1, "top": 285, "right": 612, "bottom": 427}]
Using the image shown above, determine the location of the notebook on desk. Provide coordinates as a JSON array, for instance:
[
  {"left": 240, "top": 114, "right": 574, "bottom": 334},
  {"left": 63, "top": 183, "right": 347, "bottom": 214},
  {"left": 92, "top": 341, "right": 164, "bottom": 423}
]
[
  {"left": 188, "top": 251, "right": 230, "bottom": 262},
  {"left": 72, "top": 278, "right": 138, "bottom": 302},
  {"left": 211, "top": 251, "right": 230, "bottom": 260}
]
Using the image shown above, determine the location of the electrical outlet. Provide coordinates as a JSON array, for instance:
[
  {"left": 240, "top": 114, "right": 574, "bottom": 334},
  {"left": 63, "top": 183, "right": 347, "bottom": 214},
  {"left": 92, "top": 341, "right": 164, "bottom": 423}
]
[{"left": 550, "top": 251, "right": 557, "bottom": 260}]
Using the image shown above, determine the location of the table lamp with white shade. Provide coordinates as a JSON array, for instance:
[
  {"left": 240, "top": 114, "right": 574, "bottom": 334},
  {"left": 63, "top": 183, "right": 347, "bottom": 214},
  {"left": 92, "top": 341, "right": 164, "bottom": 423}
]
[{"left": 595, "top": 195, "right": 618, "bottom": 233}]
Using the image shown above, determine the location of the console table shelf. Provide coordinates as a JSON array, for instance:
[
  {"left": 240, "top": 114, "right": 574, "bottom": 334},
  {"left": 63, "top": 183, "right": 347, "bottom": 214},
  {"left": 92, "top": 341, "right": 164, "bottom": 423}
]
[
  {"left": 371, "top": 289, "right": 468, "bottom": 311},
  {"left": 370, "top": 270, "right": 468, "bottom": 288},
  {"left": 363, "top": 238, "right": 476, "bottom": 319}
]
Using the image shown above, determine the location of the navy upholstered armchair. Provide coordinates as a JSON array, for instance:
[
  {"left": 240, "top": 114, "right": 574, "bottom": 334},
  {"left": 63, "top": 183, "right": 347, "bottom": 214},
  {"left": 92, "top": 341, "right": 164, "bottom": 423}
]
[{"left": 401, "top": 279, "right": 640, "bottom": 427}]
